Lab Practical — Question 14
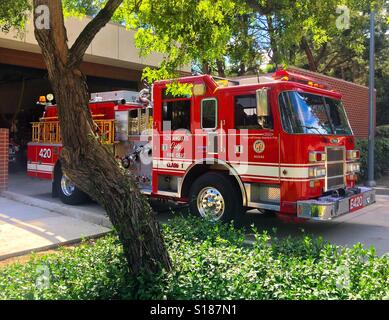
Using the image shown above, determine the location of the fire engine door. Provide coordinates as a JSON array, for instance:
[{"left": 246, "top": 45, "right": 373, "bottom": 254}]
[
  {"left": 227, "top": 94, "right": 280, "bottom": 182},
  {"left": 160, "top": 97, "right": 192, "bottom": 168}
]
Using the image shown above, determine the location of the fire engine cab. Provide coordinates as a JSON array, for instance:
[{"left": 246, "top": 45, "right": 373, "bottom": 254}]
[{"left": 27, "top": 70, "right": 376, "bottom": 222}]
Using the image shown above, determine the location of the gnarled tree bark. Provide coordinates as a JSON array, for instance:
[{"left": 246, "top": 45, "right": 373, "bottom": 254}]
[
  {"left": 301, "top": 37, "right": 318, "bottom": 72},
  {"left": 33, "top": 0, "right": 171, "bottom": 277}
]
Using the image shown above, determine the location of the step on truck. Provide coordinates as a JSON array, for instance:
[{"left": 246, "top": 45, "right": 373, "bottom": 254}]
[{"left": 27, "top": 70, "right": 375, "bottom": 221}]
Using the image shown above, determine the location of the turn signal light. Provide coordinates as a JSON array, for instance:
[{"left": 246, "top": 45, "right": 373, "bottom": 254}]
[
  {"left": 347, "top": 150, "right": 360, "bottom": 160},
  {"left": 309, "top": 151, "right": 326, "bottom": 163},
  {"left": 309, "top": 180, "right": 322, "bottom": 188}
]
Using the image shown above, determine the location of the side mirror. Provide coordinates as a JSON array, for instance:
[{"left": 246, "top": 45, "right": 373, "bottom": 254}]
[{"left": 256, "top": 88, "right": 270, "bottom": 118}]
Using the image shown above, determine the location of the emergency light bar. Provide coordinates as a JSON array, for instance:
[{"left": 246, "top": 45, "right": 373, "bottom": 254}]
[
  {"left": 90, "top": 90, "right": 140, "bottom": 104},
  {"left": 273, "top": 70, "right": 330, "bottom": 90}
]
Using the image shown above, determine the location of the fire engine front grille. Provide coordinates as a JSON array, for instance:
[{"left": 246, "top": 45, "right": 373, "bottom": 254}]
[
  {"left": 327, "top": 148, "right": 344, "bottom": 162},
  {"left": 326, "top": 148, "right": 345, "bottom": 190},
  {"left": 327, "top": 163, "right": 344, "bottom": 177}
]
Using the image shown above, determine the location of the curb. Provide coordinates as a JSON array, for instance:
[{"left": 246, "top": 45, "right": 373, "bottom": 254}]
[
  {"left": 0, "top": 191, "right": 112, "bottom": 228},
  {"left": 0, "top": 231, "right": 112, "bottom": 262},
  {"left": 375, "top": 187, "right": 389, "bottom": 196}
]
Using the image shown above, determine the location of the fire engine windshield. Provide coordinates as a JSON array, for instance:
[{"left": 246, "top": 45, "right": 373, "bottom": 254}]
[{"left": 279, "top": 91, "right": 352, "bottom": 135}]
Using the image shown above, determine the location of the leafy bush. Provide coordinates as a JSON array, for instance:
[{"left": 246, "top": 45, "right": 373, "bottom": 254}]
[
  {"left": 356, "top": 138, "right": 389, "bottom": 181},
  {"left": 377, "top": 125, "right": 389, "bottom": 138},
  {"left": 1, "top": 216, "right": 389, "bottom": 300}
]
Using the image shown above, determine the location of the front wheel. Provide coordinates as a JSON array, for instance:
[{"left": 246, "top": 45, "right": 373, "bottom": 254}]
[
  {"left": 188, "top": 172, "right": 244, "bottom": 222},
  {"left": 55, "top": 169, "right": 89, "bottom": 205}
]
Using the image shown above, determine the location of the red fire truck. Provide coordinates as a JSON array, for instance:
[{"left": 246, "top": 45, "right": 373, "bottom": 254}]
[{"left": 27, "top": 70, "right": 375, "bottom": 221}]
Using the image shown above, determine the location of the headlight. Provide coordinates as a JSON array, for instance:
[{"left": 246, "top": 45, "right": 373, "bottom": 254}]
[
  {"left": 309, "top": 166, "right": 326, "bottom": 178},
  {"left": 347, "top": 163, "right": 360, "bottom": 173}
]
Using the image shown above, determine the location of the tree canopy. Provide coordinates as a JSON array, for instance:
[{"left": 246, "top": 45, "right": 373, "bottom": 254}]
[
  {"left": 1, "top": 0, "right": 387, "bottom": 80},
  {"left": 0, "top": 0, "right": 388, "bottom": 116},
  {"left": 0, "top": 0, "right": 31, "bottom": 33}
]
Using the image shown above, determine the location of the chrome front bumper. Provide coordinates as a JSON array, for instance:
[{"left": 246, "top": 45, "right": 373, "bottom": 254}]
[{"left": 297, "top": 187, "right": 376, "bottom": 221}]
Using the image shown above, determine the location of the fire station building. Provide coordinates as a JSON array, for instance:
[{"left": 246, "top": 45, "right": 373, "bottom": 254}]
[{"left": 0, "top": 16, "right": 174, "bottom": 191}]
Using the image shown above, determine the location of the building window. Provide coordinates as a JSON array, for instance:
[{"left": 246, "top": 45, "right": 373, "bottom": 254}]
[
  {"left": 162, "top": 100, "right": 191, "bottom": 131},
  {"left": 201, "top": 98, "right": 217, "bottom": 130}
]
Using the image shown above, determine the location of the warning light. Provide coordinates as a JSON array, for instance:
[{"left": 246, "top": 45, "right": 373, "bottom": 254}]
[
  {"left": 46, "top": 94, "right": 54, "bottom": 102},
  {"left": 193, "top": 84, "right": 206, "bottom": 96},
  {"left": 38, "top": 96, "right": 46, "bottom": 104},
  {"left": 273, "top": 70, "right": 330, "bottom": 90},
  {"left": 215, "top": 79, "right": 229, "bottom": 87}
]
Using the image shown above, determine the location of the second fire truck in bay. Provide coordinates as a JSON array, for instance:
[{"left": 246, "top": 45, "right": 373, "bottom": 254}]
[{"left": 27, "top": 70, "right": 375, "bottom": 222}]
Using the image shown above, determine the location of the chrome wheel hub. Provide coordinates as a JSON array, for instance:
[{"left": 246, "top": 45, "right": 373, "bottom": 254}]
[
  {"left": 197, "top": 187, "right": 225, "bottom": 220},
  {"left": 61, "top": 175, "right": 75, "bottom": 197}
]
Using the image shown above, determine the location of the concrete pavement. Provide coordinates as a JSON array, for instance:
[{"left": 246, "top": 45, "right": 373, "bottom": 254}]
[
  {"left": 5, "top": 172, "right": 111, "bottom": 227},
  {"left": 4, "top": 172, "right": 389, "bottom": 256},
  {"left": 376, "top": 174, "right": 389, "bottom": 196},
  {"left": 0, "top": 197, "right": 110, "bottom": 260}
]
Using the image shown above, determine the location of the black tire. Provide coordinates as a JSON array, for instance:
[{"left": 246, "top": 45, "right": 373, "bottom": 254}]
[
  {"left": 188, "top": 172, "right": 244, "bottom": 223},
  {"left": 259, "top": 209, "right": 278, "bottom": 219},
  {"left": 55, "top": 168, "right": 89, "bottom": 205}
]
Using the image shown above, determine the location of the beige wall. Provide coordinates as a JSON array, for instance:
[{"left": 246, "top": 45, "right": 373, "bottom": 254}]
[{"left": 0, "top": 15, "right": 190, "bottom": 73}]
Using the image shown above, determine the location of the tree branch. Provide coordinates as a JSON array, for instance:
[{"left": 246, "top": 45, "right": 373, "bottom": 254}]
[
  {"left": 301, "top": 37, "right": 317, "bottom": 72},
  {"left": 68, "top": 0, "right": 124, "bottom": 68},
  {"left": 314, "top": 43, "right": 328, "bottom": 66},
  {"left": 321, "top": 56, "right": 355, "bottom": 74},
  {"left": 245, "top": 0, "right": 272, "bottom": 14}
]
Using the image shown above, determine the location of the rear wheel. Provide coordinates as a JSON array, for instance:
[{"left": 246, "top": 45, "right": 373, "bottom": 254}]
[
  {"left": 189, "top": 172, "right": 244, "bottom": 222},
  {"left": 56, "top": 169, "right": 89, "bottom": 205}
]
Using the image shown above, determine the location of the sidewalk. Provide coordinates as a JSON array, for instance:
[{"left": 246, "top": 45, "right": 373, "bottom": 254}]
[
  {"left": 0, "top": 197, "right": 110, "bottom": 261},
  {"left": 5, "top": 172, "right": 111, "bottom": 227},
  {"left": 376, "top": 173, "right": 389, "bottom": 196}
]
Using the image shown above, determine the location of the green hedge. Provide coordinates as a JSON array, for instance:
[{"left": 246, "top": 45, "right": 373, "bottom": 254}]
[
  {"left": 377, "top": 125, "right": 389, "bottom": 138},
  {"left": 1, "top": 217, "right": 389, "bottom": 300},
  {"left": 356, "top": 138, "right": 389, "bottom": 181}
]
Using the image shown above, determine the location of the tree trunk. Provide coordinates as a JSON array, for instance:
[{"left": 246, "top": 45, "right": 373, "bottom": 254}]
[
  {"left": 33, "top": 0, "right": 171, "bottom": 278},
  {"left": 202, "top": 61, "right": 211, "bottom": 74},
  {"left": 266, "top": 15, "right": 279, "bottom": 67},
  {"left": 216, "top": 59, "right": 226, "bottom": 78},
  {"left": 301, "top": 37, "right": 318, "bottom": 72}
]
